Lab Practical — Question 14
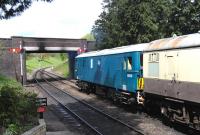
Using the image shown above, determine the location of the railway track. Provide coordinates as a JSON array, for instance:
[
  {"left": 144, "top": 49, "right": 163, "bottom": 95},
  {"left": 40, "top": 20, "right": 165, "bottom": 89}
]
[
  {"left": 35, "top": 70, "right": 99, "bottom": 135},
  {"left": 35, "top": 69, "right": 145, "bottom": 135}
]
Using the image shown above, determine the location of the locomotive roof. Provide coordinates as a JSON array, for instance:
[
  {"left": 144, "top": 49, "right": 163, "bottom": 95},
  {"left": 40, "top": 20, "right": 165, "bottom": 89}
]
[
  {"left": 145, "top": 32, "right": 200, "bottom": 51},
  {"left": 76, "top": 43, "right": 148, "bottom": 58}
]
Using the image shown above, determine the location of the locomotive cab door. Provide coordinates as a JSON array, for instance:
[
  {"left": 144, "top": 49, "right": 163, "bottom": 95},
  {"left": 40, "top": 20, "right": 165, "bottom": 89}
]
[
  {"left": 122, "top": 53, "right": 140, "bottom": 92},
  {"left": 126, "top": 56, "right": 135, "bottom": 92}
]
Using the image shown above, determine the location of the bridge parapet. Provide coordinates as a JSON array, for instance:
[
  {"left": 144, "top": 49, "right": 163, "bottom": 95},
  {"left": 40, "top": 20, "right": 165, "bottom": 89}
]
[{"left": 11, "top": 36, "right": 95, "bottom": 52}]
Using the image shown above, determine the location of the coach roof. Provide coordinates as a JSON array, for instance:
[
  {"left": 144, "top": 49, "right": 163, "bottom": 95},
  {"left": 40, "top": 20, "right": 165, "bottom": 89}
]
[
  {"left": 145, "top": 32, "right": 200, "bottom": 52},
  {"left": 76, "top": 43, "right": 148, "bottom": 58}
]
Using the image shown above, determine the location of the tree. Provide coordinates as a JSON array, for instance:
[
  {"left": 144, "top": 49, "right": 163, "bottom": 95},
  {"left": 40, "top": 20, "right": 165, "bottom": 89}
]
[
  {"left": 92, "top": 0, "right": 169, "bottom": 49},
  {"left": 0, "top": 0, "right": 53, "bottom": 19},
  {"left": 81, "top": 33, "right": 95, "bottom": 41},
  {"left": 93, "top": 0, "right": 200, "bottom": 49},
  {"left": 167, "top": 0, "right": 200, "bottom": 35}
]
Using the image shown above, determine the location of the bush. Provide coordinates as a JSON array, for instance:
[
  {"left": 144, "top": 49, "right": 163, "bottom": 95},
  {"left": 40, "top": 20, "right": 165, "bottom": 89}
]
[
  {"left": 0, "top": 75, "right": 38, "bottom": 135},
  {"left": 3, "top": 124, "right": 19, "bottom": 135}
]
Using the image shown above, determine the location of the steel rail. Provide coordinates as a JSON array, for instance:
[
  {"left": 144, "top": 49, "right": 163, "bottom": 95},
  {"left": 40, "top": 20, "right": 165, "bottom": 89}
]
[
  {"left": 42, "top": 70, "right": 145, "bottom": 135},
  {"left": 34, "top": 69, "right": 103, "bottom": 135}
]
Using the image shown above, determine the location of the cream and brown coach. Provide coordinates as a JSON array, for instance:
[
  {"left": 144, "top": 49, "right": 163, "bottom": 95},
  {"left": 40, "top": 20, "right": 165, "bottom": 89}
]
[{"left": 143, "top": 32, "right": 200, "bottom": 129}]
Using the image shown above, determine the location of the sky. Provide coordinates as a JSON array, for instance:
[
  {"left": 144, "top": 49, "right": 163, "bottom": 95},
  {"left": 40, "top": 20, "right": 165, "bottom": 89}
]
[{"left": 0, "top": 0, "right": 103, "bottom": 38}]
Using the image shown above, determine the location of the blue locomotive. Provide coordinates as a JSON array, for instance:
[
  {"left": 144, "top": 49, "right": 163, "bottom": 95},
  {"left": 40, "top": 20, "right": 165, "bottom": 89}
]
[{"left": 75, "top": 43, "right": 148, "bottom": 104}]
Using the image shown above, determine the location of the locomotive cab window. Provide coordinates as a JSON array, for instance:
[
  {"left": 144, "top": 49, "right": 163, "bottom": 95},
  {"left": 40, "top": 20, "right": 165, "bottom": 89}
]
[
  {"left": 127, "top": 57, "right": 132, "bottom": 70},
  {"left": 123, "top": 58, "right": 126, "bottom": 70}
]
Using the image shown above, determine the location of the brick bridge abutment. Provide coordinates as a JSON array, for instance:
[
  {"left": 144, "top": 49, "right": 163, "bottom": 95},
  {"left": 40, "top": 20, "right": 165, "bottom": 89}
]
[{"left": 0, "top": 36, "right": 95, "bottom": 85}]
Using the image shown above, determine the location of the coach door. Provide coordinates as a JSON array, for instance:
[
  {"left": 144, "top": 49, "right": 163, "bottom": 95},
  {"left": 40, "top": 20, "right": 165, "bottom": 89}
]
[
  {"left": 165, "top": 52, "right": 178, "bottom": 82},
  {"left": 164, "top": 51, "right": 179, "bottom": 97}
]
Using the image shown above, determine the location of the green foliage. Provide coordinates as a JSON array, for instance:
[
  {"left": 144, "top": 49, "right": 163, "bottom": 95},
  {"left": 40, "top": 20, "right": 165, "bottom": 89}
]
[
  {"left": 53, "top": 61, "right": 69, "bottom": 77},
  {"left": 167, "top": 0, "right": 200, "bottom": 35},
  {"left": 93, "top": 0, "right": 200, "bottom": 49},
  {"left": 0, "top": 75, "right": 22, "bottom": 90},
  {"left": 0, "top": 0, "right": 53, "bottom": 19},
  {"left": 60, "top": 53, "right": 67, "bottom": 61},
  {"left": 26, "top": 53, "right": 69, "bottom": 77},
  {"left": 81, "top": 33, "right": 95, "bottom": 41},
  {"left": 26, "top": 53, "right": 66, "bottom": 73},
  {"left": 0, "top": 75, "right": 37, "bottom": 135},
  {"left": 4, "top": 124, "right": 19, "bottom": 135}
]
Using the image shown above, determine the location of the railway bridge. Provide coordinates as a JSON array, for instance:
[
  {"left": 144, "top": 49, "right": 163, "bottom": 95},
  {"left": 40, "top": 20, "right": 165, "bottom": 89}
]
[{"left": 0, "top": 36, "right": 95, "bottom": 84}]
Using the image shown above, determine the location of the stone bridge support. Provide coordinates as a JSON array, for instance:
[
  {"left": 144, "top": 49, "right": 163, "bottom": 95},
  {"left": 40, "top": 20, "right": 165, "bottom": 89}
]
[{"left": 68, "top": 51, "right": 77, "bottom": 78}]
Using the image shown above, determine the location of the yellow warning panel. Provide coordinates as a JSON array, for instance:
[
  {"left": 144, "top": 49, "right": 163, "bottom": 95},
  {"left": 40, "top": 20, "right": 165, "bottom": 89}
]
[{"left": 137, "top": 78, "right": 144, "bottom": 90}]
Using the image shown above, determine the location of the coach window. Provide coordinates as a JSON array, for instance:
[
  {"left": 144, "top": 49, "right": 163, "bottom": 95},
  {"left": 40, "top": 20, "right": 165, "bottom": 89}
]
[
  {"left": 149, "top": 53, "right": 159, "bottom": 62},
  {"left": 127, "top": 57, "right": 132, "bottom": 70},
  {"left": 148, "top": 53, "right": 159, "bottom": 77},
  {"left": 149, "top": 54, "right": 152, "bottom": 61}
]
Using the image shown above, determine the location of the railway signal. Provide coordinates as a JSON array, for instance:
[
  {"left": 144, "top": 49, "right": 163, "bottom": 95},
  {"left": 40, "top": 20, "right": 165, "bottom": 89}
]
[
  {"left": 77, "top": 48, "right": 84, "bottom": 54},
  {"left": 8, "top": 48, "right": 22, "bottom": 53},
  {"left": 77, "top": 46, "right": 87, "bottom": 54}
]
